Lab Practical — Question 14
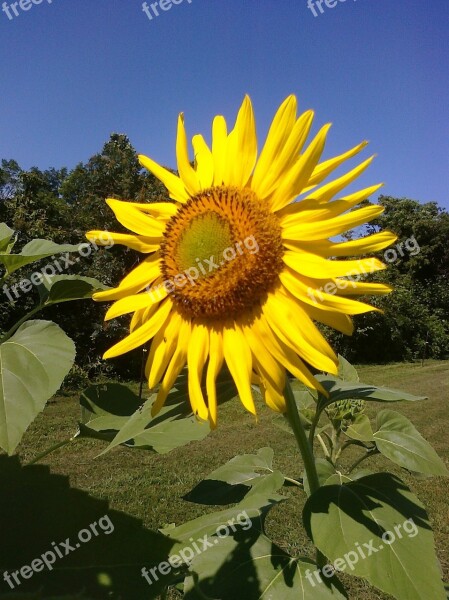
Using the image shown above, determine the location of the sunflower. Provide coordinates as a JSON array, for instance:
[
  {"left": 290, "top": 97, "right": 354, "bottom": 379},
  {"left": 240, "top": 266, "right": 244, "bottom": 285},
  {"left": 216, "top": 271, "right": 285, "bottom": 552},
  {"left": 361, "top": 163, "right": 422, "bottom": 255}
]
[{"left": 87, "top": 95, "right": 395, "bottom": 427}]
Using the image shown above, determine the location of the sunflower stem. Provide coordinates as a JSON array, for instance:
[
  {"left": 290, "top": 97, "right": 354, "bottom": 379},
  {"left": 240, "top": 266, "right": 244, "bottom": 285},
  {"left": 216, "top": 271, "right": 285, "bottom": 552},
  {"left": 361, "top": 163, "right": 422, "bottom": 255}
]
[
  {"left": 284, "top": 379, "right": 320, "bottom": 495},
  {"left": 284, "top": 379, "right": 326, "bottom": 569}
]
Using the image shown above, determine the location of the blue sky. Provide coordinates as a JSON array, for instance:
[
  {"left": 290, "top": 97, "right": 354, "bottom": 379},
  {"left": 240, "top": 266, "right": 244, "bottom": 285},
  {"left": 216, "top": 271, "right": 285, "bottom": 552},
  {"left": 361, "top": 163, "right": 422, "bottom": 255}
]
[{"left": 0, "top": 0, "right": 448, "bottom": 209}]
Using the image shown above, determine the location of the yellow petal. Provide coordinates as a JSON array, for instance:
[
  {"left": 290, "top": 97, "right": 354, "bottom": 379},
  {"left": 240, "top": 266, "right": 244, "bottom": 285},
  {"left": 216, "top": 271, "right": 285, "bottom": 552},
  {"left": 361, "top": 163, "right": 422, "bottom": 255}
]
[
  {"left": 187, "top": 323, "right": 210, "bottom": 421},
  {"left": 106, "top": 199, "right": 166, "bottom": 237},
  {"left": 300, "top": 301, "right": 355, "bottom": 335},
  {"left": 262, "top": 291, "right": 338, "bottom": 374},
  {"left": 335, "top": 280, "right": 393, "bottom": 296},
  {"left": 223, "top": 324, "right": 256, "bottom": 415},
  {"left": 206, "top": 328, "right": 224, "bottom": 429},
  {"left": 282, "top": 205, "right": 385, "bottom": 241},
  {"left": 146, "top": 311, "right": 182, "bottom": 388},
  {"left": 192, "top": 134, "right": 214, "bottom": 189},
  {"left": 212, "top": 115, "right": 228, "bottom": 186},
  {"left": 226, "top": 96, "right": 257, "bottom": 187},
  {"left": 152, "top": 319, "right": 191, "bottom": 415},
  {"left": 279, "top": 184, "right": 383, "bottom": 228},
  {"left": 279, "top": 269, "right": 380, "bottom": 316},
  {"left": 126, "top": 201, "right": 179, "bottom": 220},
  {"left": 86, "top": 230, "right": 161, "bottom": 253},
  {"left": 103, "top": 297, "right": 172, "bottom": 358},
  {"left": 283, "top": 251, "right": 386, "bottom": 279},
  {"left": 93, "top": 254, "right": 162, "bottom": 301},
  {"left": 105, "top": 287, "right": 167, "bottom": 321},
  {"left": 251, "top": 315, "right": 328, "bottom": 395},
  {"left": 256, "top": 110, "right": 315, "bottom": 200},
  {"left": 303, "top": 140, "right": 369, "bottom": 193},
  {"left": 176, "top": 113, "right": 201, "bottom": 195},
  {"left": 290, "top": 231, "right": 398, "bottom": 257},
  {"left": 270, "top": 123, "right": 331, "bottom": 212},
  {"left": 251, "top": 95, "right": 298, "bottom": 195},
  {"left": 139, "top": 154, "right": 190, "bottom": 203},
  {"left": 305, "top": 156, "right": 375, "bottom": 204},
  {"left": 244, "top": 324, "right": 286, "bottom": 393}
]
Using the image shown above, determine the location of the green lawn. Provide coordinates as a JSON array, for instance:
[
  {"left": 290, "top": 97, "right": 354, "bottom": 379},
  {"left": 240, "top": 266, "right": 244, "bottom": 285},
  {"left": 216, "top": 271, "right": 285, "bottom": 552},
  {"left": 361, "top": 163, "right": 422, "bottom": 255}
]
[{"left": 15, "top": 360, "right": 449, "bottom": 600}]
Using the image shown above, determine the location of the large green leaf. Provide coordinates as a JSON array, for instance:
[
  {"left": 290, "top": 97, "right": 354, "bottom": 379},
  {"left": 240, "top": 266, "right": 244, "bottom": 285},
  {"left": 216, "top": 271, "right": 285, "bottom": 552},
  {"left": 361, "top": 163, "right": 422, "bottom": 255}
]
[
  {"left": 0, "top": 320, "right": 75, "bottom": 454},
  {"left": 80, "top": 369, "right": 238, "bottom": 455},
  {"left": 344, "top": 414, "right": 374, "bottom": 442},
  {"left": 316, "top": 376, "right": 426, "bottom": 405},
  {"left": 161, "top": 487, "right": 285, "bottom": 558},
  {"left": 337, "top": 355, "right": 359, "bottom": 382},
  {"left": 0, "top": 239, "right": 83, "bottom": 275},
  {"left": 37, "top": 274, "right": 109, "bottom": 305},
  {"left": 303, "top": 472, "right": 446, "bottom": 600},
  {"left": 0, "top": 223, "right": 14, "bottom": 252},
  {"left": 183, "top": 448, "right": 285, "bottom": 505},
  {"left": 100, "top": 395, "right": 211, "bottom": 455},
  {"left": 374, "top": 410, "right": 448, "bottom": 475},
  {"left": 184, "top": 532, "right": 347, "bottom": 600}
]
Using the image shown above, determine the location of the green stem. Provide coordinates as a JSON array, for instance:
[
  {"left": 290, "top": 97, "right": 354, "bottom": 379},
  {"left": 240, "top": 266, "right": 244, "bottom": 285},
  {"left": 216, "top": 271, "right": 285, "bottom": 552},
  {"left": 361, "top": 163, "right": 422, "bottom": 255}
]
[
  {"left": 284, "top": 379, "right": 327, "bottom": 568},
  {"left": 284, "top": 475, "right": 304, "bottom": 489},
  {"left": 26, "top": 433, "right": 79, "bottom": 466},
  {"left": 0, "top": 304, "right": 42, "bottom": 343},
  {"left": 284, "top": 379, "right": 320, "bottom": 495},
  {"left": 316, "top": 434, "right": 331, "bottom": 459},
  {"left": 348, "top": 448, "right": 379, "bottom": 474}
]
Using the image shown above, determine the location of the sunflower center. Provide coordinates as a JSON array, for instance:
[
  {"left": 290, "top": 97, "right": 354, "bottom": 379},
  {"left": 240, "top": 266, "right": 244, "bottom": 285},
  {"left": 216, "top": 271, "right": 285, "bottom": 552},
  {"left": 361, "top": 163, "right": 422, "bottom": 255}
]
[
  {"left": 174, "top": 212, "right": 233, "bottom": 276},
  {"left": 160, "top": 186, "right": 284, "bottom": 320}
]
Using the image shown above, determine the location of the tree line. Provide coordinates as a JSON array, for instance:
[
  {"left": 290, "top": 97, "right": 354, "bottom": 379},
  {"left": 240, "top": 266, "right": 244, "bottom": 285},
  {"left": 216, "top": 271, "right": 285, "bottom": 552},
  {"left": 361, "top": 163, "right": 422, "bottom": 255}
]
[{"left": 1, "top": 134, "right": 448, "bottom": 385}]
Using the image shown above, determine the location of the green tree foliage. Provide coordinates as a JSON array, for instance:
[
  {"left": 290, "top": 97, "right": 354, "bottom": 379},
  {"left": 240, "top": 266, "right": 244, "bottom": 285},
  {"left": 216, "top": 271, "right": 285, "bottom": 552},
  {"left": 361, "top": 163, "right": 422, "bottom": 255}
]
[
  {"left": 1, "top": 145, "right": 448, "bottom": 377},
  {"left": 0, "top": 135, "right": 169, "bottom": 380},
  {"left": 328, "top": 197, "right": 449, "bottom": 362}
]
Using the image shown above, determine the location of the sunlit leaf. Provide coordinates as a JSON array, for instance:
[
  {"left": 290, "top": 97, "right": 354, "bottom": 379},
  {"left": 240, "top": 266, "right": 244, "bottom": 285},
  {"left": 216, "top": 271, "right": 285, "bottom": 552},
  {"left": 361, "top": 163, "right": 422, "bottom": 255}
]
[
  {"left": 374, "top": 410, "right": 448, "bottom": 475},
  {"left": 0, "top": 320, "right": 75, "bottom": 454}
]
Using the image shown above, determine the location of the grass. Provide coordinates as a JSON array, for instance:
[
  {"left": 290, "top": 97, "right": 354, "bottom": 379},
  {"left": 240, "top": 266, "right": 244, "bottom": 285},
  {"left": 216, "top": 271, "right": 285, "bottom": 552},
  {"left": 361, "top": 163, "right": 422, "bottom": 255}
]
[{"left": 14, "top": 360, "right": 449, "bottom": 599}]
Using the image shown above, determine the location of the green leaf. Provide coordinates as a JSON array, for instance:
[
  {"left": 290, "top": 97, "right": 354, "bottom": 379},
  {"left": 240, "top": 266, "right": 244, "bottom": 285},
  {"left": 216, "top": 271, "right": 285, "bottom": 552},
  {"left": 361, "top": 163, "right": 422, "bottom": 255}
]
[
  {"left": 37, "top": 274, "right": 109, "bottom": 305},
  {"left": 184, "top": 448, "right": 285, "bottom": 505},
  {"left": 0, "top": 239, "right": 83, "bottom": 275},
  {"left": 101, "top": 395, "right": 210, "bottom": 454},
  {"left": 374, "top": 409, "right": 448, "bottom": 475},
  {"left": 81, "top": 369, "right": 238, "bottom": 455},
  {"left": 184, "top": 532, "right": 347, "bottom": 600},
  {"left": 317, "top": 376, "right": 427, "bottom": 405},
  {"left": 0, "top": 320, "right": 75, "bottom": 455},
  {"left": 161, "top": 487, "right": 285, "bottom": 558},
  {"left": 337, "top": 355, "right": 359, "bottom": 382},
  {"left": 79, "top": 382, "right": 145, "bottom": 441},
  {"left": 303, "top": 458, "right": 336, "bottom": 496},
  {"left": 303, "top": 472, "right": 446, "bottom": 600},
  {"left": 81, "top": 374, "right": 212, "bottom": 455},
  {"left": 0, "top": 223, "right": 14, "bottom": 252},
  {"left": 344, "top": 414, "right": 374, "bottom": 442}
]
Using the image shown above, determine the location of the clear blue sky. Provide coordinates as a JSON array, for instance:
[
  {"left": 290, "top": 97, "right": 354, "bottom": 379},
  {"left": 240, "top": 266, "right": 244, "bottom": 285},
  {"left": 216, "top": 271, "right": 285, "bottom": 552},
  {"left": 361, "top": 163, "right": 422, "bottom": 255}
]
[{"left": 0, "top": 0, "right": 448, "bottom": 209}]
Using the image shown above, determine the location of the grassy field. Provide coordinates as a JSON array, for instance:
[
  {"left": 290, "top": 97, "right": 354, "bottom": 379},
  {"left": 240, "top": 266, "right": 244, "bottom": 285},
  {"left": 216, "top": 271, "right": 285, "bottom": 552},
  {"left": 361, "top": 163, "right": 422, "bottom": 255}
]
[{"left": 15, "top": 360, "right": 449, "bottom": 599}]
